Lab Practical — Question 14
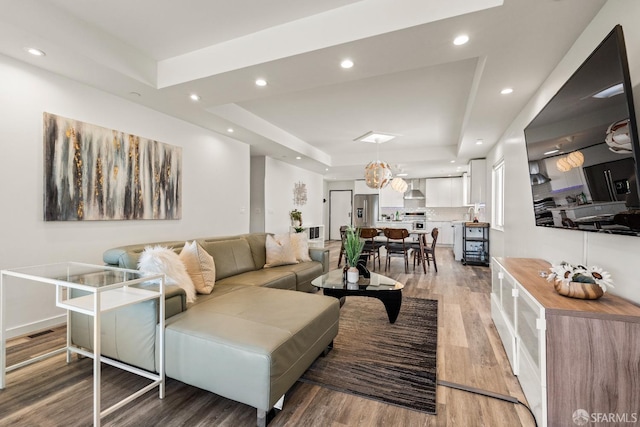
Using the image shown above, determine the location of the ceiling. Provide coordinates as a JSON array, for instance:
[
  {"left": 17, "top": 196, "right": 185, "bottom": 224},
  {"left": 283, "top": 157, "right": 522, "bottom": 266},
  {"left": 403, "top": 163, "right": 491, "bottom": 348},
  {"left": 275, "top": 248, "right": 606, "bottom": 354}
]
[{"left": 0, "top": 0, "right": 608, "bottom": 180}]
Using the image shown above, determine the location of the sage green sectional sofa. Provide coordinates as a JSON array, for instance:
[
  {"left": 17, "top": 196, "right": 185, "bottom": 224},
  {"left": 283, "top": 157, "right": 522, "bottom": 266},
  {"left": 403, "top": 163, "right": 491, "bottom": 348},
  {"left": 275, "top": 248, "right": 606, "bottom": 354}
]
[{"left": 71, "top": 233, "right": 339, "bottom": 426}]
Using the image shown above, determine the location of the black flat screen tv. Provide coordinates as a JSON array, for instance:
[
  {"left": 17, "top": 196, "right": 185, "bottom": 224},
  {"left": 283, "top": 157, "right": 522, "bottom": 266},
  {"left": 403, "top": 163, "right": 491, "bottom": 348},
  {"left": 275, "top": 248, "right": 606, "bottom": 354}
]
[{"left": 524, "top": 25, "right": 640, "bottom": 236}]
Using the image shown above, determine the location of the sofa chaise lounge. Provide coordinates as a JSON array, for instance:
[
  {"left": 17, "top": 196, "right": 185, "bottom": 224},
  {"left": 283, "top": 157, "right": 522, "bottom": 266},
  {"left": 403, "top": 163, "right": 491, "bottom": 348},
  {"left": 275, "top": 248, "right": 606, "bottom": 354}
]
[{"left": 70, "top": 233, "right": 340, "bottom": 426}]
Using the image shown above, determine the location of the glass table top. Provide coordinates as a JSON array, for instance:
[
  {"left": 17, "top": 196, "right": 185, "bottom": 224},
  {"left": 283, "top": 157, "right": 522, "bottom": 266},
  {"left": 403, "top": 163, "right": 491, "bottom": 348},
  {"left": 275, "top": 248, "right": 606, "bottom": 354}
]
[
  {"left": 311, "top": 269, "right": 404, "bottom": 291},
  {"left": 1, "top": 262, "right": 151, "bottom": 290}
]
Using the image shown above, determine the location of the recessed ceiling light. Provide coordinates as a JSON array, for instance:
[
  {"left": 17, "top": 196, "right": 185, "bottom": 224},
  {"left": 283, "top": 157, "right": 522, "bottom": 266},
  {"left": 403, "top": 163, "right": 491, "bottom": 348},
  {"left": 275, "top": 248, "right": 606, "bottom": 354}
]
[
  {"left": 501, "top": 88, "right": 514, "bottom": 95},
  {"left": 190, "top": 93, "right": 201, "bottom": 101},
  {"left": 453, "top": 35, "right": 469, "bottom": 46},
  {"left": 227, "top": 128, "right": 234, "bottom": 133},
  {"left": 25, "top": 47, "right": 45, "bottom": 57},
  {"left": 295, "top": 156, "right": 302, "bottom": 160},
  {"left": 255, "top": 78, "right": 267, "bottom": 87},
  {"left": 450, "top": 160, "right": 456, "bottom": 163},
  {"left": 354, "top": 131, "right": 397, "bottom": 144},
  {"left": 325, "top": 168, "right": 329, "bottom": 171},
  {"left": 341, "top": 59, "right": 354, "bottom": 69},
  {"left": 476, "top": 139, "right": 484, "bottom": 145}
]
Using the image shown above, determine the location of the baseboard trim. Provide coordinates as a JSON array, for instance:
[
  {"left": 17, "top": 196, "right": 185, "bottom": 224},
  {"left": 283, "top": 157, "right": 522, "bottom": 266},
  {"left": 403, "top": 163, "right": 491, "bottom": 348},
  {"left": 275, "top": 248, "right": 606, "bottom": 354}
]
[{"left": 5, "top": 315, "right": 66, "bottom": 340}]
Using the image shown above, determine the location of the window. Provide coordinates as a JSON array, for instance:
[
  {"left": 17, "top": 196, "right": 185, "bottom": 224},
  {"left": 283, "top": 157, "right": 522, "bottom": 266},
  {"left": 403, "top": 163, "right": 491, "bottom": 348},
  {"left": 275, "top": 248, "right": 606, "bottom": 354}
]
[{"left": 492, "top": 159, "right": 505, "bottom": 230}]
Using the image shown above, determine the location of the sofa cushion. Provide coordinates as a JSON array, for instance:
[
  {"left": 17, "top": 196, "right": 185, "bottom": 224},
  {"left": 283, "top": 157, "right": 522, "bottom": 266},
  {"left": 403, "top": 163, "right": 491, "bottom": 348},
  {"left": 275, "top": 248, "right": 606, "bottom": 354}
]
[
  {"left": 163, "top": 286, "right": 340, "bottom": 411},
  {"left": 277, "top": 261, "right": 324, "bottom": 292},
  {"left": 199, "top": 238, "right": 256, "bottom": 280},
  {"left": 290, "top": 233, "right": 312, "bottom": 262},
  {"left": 180, "top": 241, "right": 216, "bottom": 294},
  {"left": 242, "top": 233, "right": 269, "bottom": 272},
  {"left": 215, "top": 269, "right": 297, "bottom": 291},
  {"left": 264, "top": 234, "right": 298, "bottom": 268}
]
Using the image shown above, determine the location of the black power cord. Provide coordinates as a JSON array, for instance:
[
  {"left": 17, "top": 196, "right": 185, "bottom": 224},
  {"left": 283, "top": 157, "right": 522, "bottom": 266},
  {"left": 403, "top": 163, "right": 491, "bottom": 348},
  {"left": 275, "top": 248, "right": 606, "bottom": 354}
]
[{"left": 438, "top": 379, "right": 539, "bottom": 427}]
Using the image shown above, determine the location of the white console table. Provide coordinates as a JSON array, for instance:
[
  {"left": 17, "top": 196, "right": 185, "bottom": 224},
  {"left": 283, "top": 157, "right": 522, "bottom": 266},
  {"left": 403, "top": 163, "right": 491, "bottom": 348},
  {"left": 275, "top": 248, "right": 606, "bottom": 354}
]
[
  {"left": 0, "top": 262, "right": 166, "bottom": 426},
  {"left": 491, "top": 257, "right": 640, "bottom": 427}
]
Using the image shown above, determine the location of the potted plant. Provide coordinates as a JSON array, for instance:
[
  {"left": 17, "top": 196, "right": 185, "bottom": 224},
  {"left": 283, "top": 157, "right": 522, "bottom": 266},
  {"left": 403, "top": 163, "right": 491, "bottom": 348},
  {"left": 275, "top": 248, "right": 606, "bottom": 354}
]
[
  {"left": 289, "top": 209, "right": 302, "bottom": 226},
  {"left": 344, "top": 227, "right": 364, "bottom": 284}
]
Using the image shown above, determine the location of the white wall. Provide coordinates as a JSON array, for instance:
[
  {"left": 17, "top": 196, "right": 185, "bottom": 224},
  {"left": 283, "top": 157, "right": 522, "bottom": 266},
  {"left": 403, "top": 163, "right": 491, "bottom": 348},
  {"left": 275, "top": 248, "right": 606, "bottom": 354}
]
[
  {"left": 491, "top": 0, "right": 640, "bottom": 303},
  {"left": 264, "top": 157, "right": 323, "bottom": 234},
  {"left": 0, "top": 54, "right": 250, "bottom": 337},
  {"left": 250, "top": 156, "right": 266, "bottom": 233}
]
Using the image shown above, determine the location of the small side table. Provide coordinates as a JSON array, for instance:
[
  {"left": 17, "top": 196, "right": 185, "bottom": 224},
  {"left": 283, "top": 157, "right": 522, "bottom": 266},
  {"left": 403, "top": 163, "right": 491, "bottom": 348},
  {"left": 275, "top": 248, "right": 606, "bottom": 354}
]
[{"left": 0, "top": 262, "right": 165, "bottom": 426}]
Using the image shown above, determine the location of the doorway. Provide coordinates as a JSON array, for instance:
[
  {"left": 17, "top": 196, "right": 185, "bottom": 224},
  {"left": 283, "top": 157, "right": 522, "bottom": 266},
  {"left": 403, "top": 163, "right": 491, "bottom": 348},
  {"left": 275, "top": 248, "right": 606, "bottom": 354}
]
[{"left": 329, "top": 190, "right": 352, "bottom": 240}]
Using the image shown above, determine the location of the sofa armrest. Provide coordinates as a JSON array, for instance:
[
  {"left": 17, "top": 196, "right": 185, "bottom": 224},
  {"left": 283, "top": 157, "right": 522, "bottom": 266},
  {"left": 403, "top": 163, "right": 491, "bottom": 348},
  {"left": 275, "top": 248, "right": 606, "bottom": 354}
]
[
  {"left": 309, "top": 248, "right": 330, "bottom": 273},
  {"left": 69, "top": 284, "right": 186, "bottom": 373}
]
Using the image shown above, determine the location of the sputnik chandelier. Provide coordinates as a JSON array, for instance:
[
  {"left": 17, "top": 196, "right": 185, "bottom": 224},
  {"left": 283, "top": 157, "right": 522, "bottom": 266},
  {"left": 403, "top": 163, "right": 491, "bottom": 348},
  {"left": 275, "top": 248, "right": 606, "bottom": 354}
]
[
  {"left": 556, "top": 150, "right": 584, "bottom": 172},
  {"left": 390, "top": 176, "right": 408, "bottom": 192},
  {"left": 355, "top": 131, "right": 407, "bottom": 192}
]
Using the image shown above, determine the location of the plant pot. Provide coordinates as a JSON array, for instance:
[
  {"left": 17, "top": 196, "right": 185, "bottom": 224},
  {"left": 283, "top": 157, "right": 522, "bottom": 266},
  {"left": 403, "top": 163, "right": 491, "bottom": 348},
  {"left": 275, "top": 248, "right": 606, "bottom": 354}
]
[
  {"left": 553, "top": 281, "right": 604, "bottom": 300},
  {"left": 347, "top": 267, "right": 359, "bottom": 284}
]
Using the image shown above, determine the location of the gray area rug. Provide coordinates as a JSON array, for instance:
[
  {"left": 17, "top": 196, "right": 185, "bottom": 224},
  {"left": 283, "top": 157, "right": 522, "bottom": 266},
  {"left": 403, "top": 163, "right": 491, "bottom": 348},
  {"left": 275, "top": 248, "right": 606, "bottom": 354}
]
[{"left": 299, "top": 296, "right": 438, "bottom": 414}]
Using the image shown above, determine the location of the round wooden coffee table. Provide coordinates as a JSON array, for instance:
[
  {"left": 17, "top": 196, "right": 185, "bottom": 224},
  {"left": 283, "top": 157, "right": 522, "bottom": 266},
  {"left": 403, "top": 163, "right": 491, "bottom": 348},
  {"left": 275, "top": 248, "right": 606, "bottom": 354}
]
[{"left": 311, "top": 269, "right": 404, "bottom": 323}]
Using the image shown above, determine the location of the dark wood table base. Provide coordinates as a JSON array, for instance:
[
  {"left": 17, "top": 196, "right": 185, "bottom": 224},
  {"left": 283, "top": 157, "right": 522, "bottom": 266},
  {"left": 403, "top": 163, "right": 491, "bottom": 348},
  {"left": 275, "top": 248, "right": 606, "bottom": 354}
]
[{"left": 322, "top": 287, "right": 403, "bottom": 323}]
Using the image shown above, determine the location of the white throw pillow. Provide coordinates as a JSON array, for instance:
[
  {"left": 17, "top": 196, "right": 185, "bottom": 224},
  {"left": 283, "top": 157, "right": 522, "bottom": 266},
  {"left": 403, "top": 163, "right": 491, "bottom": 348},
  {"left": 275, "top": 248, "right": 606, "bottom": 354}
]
[
  {"left": 290, "top": 232, "right": 312, "bottom": 262},
  {"left": 138, "top": 245, "right": 197, "bottom": 303},
  {"left": 264, "top": 233, "right": 298, "bottom": 268},
  {"left": 180, "top": 241, "right": 216, "bottom": 294}
]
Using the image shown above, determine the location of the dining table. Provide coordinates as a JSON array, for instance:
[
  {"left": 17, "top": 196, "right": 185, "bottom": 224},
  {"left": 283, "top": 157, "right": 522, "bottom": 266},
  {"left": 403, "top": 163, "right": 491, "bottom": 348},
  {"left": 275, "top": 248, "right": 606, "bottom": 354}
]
[{"left": 372, "top": 227, "right": 432, "bottom": 273}]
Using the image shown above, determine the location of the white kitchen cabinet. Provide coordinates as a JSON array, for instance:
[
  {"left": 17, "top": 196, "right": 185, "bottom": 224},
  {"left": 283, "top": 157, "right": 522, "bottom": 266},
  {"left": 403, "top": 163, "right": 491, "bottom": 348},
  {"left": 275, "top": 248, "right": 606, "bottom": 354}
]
[
  {"left": 379, "top": 184, "right": 405, "bottom": 207},
  {"left": 425, "top": 221, "right": 453, "bottom": 245},
  {"left": 354, "top": 180, "right": 379, "bottom": 195},
  {"left": 450, "top": 177, "right": 463, "bottom": 206},
  {"left": 465, "top": 159, "right": 486, "bottom": 204},
  {"left": 542, "top": 157, "right": 584, "bottom": 192},
  {"left": 424, "top": 178, "right": 463, "bottom": 207}
]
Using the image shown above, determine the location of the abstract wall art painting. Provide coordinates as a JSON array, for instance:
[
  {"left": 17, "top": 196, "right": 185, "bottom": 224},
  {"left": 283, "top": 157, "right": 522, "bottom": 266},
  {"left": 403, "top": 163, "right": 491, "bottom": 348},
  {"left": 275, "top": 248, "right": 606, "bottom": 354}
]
[
  {"left": 44, "top": 113, "right": 182, "bottom": 221},
  {"left": 293, "top": 181, "right": 307, "bottom": 206}
]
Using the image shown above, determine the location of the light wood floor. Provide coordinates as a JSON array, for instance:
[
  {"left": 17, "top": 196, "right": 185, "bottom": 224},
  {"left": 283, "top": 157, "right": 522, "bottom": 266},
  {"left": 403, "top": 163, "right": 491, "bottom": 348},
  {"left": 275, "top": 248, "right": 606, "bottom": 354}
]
[{"left": 0, "top": 242, "right": 535, "bottom": 427}]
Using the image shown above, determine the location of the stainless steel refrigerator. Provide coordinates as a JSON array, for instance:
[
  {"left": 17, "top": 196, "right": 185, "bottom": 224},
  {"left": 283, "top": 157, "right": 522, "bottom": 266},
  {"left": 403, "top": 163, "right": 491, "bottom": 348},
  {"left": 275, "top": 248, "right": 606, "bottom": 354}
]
[{"left": 353, "top": 194, "right": 379, "bottom": 227}]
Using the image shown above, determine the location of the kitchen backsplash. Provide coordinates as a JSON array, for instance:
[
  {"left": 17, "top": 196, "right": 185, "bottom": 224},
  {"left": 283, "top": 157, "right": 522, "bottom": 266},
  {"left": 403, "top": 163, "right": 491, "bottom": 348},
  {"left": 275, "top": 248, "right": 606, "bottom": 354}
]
[{"left": 380, "top": 206, "right": 473, "bottom": 221}]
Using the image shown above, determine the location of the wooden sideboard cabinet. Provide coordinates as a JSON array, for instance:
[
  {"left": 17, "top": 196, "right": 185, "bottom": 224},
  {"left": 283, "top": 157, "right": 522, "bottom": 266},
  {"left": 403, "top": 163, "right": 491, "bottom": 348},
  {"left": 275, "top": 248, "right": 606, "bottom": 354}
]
[{"left": 491, "top": 257, "right": 640, "bottom": 427}]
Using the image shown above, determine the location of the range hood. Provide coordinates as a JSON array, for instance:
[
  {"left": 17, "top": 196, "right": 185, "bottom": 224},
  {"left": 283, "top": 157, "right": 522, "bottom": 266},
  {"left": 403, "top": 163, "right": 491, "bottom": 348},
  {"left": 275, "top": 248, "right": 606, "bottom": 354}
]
[
  {"left": 529, "top": 161, "right": 551, "bottom": 185},
  {"left": 404, "top": 180, "right": 425, "bottom": 199}
]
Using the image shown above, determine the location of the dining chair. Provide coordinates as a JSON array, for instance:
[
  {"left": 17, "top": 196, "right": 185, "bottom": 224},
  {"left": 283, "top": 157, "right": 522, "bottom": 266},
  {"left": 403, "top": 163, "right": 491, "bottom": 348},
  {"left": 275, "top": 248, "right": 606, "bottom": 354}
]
[
  {"left": 411, "top": 233, "right": 427, "bottom": 274},
  {"left": 360, "top": 227, "right": 382, "bottom": 271},
  {"left": 337, "top": 225, "right": 348, "bottom": 267},
  {"left": 424, "top": 228, "right": 439, "bottom": 272},
  {"left": 383, "top": 228, "right": 410, "bottom": 273}
]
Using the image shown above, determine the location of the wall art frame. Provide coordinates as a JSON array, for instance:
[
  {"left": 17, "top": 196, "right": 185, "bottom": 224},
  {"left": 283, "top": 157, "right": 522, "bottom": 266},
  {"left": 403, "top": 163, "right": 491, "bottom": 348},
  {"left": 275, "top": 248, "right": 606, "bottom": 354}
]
[{"left": 43, "top": 112, "right": 182, "bottom": 221}]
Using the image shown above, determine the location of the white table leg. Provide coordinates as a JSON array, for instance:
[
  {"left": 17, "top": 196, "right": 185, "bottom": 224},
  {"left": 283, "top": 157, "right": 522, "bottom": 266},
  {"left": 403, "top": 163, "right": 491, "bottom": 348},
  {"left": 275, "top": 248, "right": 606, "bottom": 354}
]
[
  {"left": 93, "top": 292, "right": 101, "bottom": 426},
  {"left": 159, "top": 277, "right": 165, "bottom": 399},
  {"left": 0, "top": 273, "right": 5, "bottom": 389}
]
